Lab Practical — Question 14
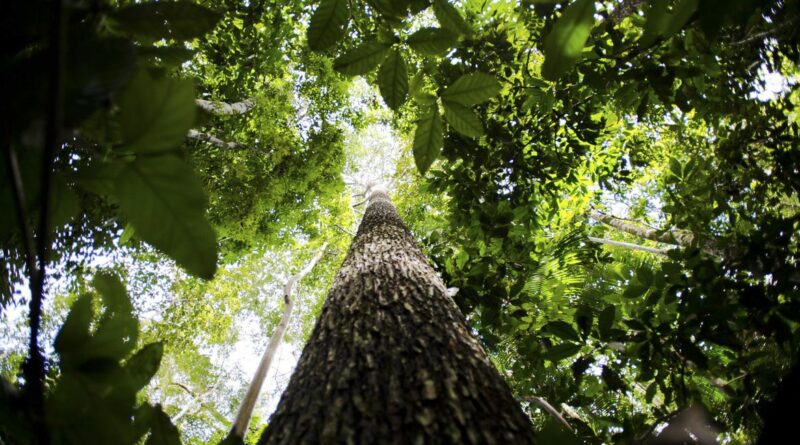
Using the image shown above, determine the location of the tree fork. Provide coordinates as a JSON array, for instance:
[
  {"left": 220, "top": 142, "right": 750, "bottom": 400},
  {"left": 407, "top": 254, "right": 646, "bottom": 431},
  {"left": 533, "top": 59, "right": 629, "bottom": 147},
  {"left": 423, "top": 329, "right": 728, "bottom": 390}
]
[{"left": 258, "top": 188, "right": 535, "bottom": 444}]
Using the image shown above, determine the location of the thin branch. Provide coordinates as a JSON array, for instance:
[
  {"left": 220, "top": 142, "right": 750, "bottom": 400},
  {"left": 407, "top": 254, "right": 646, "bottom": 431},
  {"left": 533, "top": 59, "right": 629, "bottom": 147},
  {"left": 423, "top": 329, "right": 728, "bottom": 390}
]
[
  {"left": 333, "top": 224, "right": 355, "bottom": 237},
  {"left": 518, "top": 396, "right": 573, "bottom": 432},
  {"left": 3, "top": 147, "right": 38, "bottom": 294},
  {"left": 228, "top": 242, "right": 329, "bottom": 440},
  {"left": 187, "top": 129, "right": 245, "bottom": 150},
  {"left": 195, "top": 98, "right": 255, "bottom": 115},
  {"left": 587, "top": 236, "right": 670, "bottom": 256}
]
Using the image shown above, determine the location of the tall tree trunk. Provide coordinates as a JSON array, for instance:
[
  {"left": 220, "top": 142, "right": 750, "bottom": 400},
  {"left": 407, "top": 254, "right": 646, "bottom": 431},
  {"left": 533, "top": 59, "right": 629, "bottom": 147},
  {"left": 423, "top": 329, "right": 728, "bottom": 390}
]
[{"left": 258, "top": 189, "right": 535, "bottom": 444}]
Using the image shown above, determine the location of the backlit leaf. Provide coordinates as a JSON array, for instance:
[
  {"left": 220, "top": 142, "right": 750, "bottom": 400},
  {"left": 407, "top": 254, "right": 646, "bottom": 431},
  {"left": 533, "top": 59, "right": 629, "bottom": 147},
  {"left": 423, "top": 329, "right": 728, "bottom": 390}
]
[{"left": 541, "top": 0, "right": 595, "bottom": 81}]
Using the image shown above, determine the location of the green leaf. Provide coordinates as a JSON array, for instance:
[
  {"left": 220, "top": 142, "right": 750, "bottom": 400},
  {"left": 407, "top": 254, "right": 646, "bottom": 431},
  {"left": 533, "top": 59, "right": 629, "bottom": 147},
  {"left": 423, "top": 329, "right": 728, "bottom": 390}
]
[
  {"left": 623, "top": 283, "right": 649, "bottom": 299},
  {"left": 541, "top": 0, "right": 595, "bottom": 81},
  {"left": 126, "top": 342, "right": 164, "bottom": 391},
  {"left": 597, "top": 304, "right": 616, "bottom": 338},
  {"left": 93, "top": 271, "right": 131, "bottom": 311},
  {"left": 601, "top": 365, "right": 627, "bottom": 391},
  {"left": 543, "top": 321, "right": 581, "bottom": 342},
  {"left": 442, "top": 101, "right": 484, "bottom": 137},
  {"left": 441, "top": 72, "right": 501, "bottom": 106},
  {"left": 433, "top": 0, "right": 472, "bottom": 36},
  {"left": 641, "top": 0, "right": 699, "bottom": 47},
  {"left": 412, "top": 102, "right": 443, "bottom": 174},
  {"left": 307, "top": 0, "right": 349, "bottom": 51},
  {"left": 54, "top": 294, "right": 94, "bottom": 360},
  {"left": 111, "top": 1, "right": 221, "bottom": 41},
  {"left": 91, "top": 272, "right": 139, "bottom": 361},
  {"left": 522, "top": 88, "right": 555, "bottom": 114},
  {"left": 333, "top": 42, "right": 390, "bottom": 75},
  {"left": 117, "top": 69, "right": 196, "bottom": 154},
  {"left": 114, "top": 155, "right": 218, "bottom": 279},
  {"left": 120, "top": 223, "right": 136, "bottom": 245},
  {"left": 146, "top": 405, "right": 181, "bottom": 445},
  {"left": 378, "top": 50, "right": 408, "bottom": 110},
  {"left": 544, "top": 342, "right": 582, "bottom": 362},
  {"left": 407, "top": 27, "right": 458, "bottom": 56}
]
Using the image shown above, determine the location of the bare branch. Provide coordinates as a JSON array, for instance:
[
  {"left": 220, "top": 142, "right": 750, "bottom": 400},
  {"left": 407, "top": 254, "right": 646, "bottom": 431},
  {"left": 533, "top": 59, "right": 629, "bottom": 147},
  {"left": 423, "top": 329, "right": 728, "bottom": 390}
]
[
  {"left": 587, "top": 236, "right": 670, "bottom": 256},
  {"left": 195, "top": 98, "right": 255, "bottom": 115},
  {"left": 187, "top": 129, "right": 245, "bottom": 150},
  {"left": 519, "top": 396, "right": 574, "bottom": 432}
]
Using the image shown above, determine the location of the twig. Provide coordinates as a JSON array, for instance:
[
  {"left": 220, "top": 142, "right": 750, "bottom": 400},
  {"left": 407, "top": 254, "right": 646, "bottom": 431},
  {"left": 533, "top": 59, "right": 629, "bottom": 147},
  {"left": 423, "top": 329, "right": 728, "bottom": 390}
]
[
  {"left": 587, "top": 236, "right": 670, "bottom": 256},
  {"left": 518, "top": 396, "right": 573, "bottom": 432}
]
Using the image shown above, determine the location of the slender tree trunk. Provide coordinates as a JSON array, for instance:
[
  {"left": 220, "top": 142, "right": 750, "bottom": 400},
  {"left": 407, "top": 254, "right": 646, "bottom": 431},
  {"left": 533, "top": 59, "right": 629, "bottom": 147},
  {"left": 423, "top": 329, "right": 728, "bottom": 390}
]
[
  {"left": 258, "top": 189, "right": 535, "bottom": 444},
  {"left": 230, "top": 242, "right": 329, "bottom": 440}
]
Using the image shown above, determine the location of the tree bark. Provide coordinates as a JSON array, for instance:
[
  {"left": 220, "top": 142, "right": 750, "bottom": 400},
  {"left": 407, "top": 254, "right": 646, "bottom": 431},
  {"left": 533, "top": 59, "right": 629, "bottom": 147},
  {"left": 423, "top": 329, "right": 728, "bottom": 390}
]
[
  {"left": 186, "top": 129, "right": 244, "bottom": 150},
  {"left": 588, "top": 210, "right": 721, "bottom": 256},
  {"left": 195, "top": 98, "right": 255, "bottom": 115},
  {"left": 587, "top": 236, "right": 670, "bottom": 256},
  {"left": 258, "top": 190, "right": 535, "bottom": 444}
]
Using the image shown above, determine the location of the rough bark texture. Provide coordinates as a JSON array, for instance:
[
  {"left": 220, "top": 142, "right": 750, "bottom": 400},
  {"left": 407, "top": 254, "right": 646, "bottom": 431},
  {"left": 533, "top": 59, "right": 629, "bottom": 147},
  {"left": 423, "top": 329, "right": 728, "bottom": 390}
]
[
  {"left": 258, "top": 191, "right": 535, "bottom": 445},
  {"left": 195, "top": 98, "right": 255, "bottom": 115}
]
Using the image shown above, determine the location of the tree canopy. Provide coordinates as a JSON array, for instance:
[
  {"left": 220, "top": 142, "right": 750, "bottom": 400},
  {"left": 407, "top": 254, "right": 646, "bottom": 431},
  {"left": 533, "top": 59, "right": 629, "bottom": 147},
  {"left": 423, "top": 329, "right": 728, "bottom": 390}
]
[{"left": 2, "top": 0, "right": 799, "bottom": 444}]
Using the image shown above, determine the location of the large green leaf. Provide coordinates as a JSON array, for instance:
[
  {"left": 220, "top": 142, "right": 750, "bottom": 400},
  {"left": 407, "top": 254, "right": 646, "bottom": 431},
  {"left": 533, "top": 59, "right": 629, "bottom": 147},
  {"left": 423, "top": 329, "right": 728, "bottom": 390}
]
[
  {"left": 412, "top": 102, "right": 443, "bottom": 174},
  {"left": 91, "top": 272, "right": 139, "bottom": 361},
  {"left": 126, "top": 342, "right": 164, "bottom": 391},
  {"left": 333, "top": 42, "right": 390, "bottom": 75},
  {"left": 146, "top": 405, "right": 181, "bottom": 445},
  {"left": 541, "top": 0, "right": 595, "bottom": 81},
  {"left": 378, "top": 50, "right": 408, "bottom": 110},
  {"left": 114, "top": 155, "right": 218, "bottom": 279},
  {"left": 433, "top": 0, "right": 472, "bottom": 36},
  {"left": 117, "top": 69, "right": 196, "bottom": 154},
  {"left": 407, "top": 27, "right": 458, "bottom": 56},
  {"left": 543, "top": 321, "right": 581, "bottom": 342},
  {"left": 53, "top": 294, "right": 94, "bottom": 362},
  {"left": 441, "top": 72, "right": 501, "bottom": 106},
  {"left": 111, "top": 1, "right": 221, "bottom": 41},
  {"left": 307, "top": 0, "right": 349, "bottom": 51},
  {"left": 442, "top": 100, "right": 483, "bottom": 137}
]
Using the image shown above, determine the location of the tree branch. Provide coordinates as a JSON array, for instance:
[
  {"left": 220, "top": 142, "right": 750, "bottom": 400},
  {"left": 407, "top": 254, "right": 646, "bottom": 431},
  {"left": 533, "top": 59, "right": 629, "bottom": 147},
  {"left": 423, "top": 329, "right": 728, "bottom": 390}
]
[
  {"left": 195, "top": 98, "right": 255, "bottom": 115},
  {"left": 587, "top": 236, "right": 670, "bottom": 256},
  {"left": 518, "top": 396, "right": 573, "bottom": 432},
  {"left": 228, "top": 242, "right": 329, "bottom": 440},
  {"left": 187, "top": 129, "right": 245, "bottom": 150}
]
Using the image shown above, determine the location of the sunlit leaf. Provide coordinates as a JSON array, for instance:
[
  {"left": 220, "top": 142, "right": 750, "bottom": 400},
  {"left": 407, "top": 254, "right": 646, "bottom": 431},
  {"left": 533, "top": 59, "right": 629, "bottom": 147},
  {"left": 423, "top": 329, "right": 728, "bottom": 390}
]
[
  {"left": 442, "top": 100, "right": 483, "bottom": 137},
  {"left": 441, "top": 72, "right": 501, "bottom": 106},
  {"left": 407, "top": 27, "right": 458, "bottom": 56},
  {"left": 412, "top": 102, "right": 443, "bottom": 174},
  {"left": 114, "top": 155, "right": 218, "bottom": 279},
  {"left": 116, "top": 69, "right": 196, "bottom": 154},
  {"left": 334, "top": 42, "right": 390, "bottom": 75},
  {"left": 541, "top": 0, "right": 595, "bottom": 81}
]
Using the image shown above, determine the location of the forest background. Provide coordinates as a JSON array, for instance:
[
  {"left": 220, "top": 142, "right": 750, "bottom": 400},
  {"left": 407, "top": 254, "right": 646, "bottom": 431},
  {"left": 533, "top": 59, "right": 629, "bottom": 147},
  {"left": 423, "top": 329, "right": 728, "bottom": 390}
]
[{"left": 1, "top": 0, "right": 799, "bottom": 444}]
